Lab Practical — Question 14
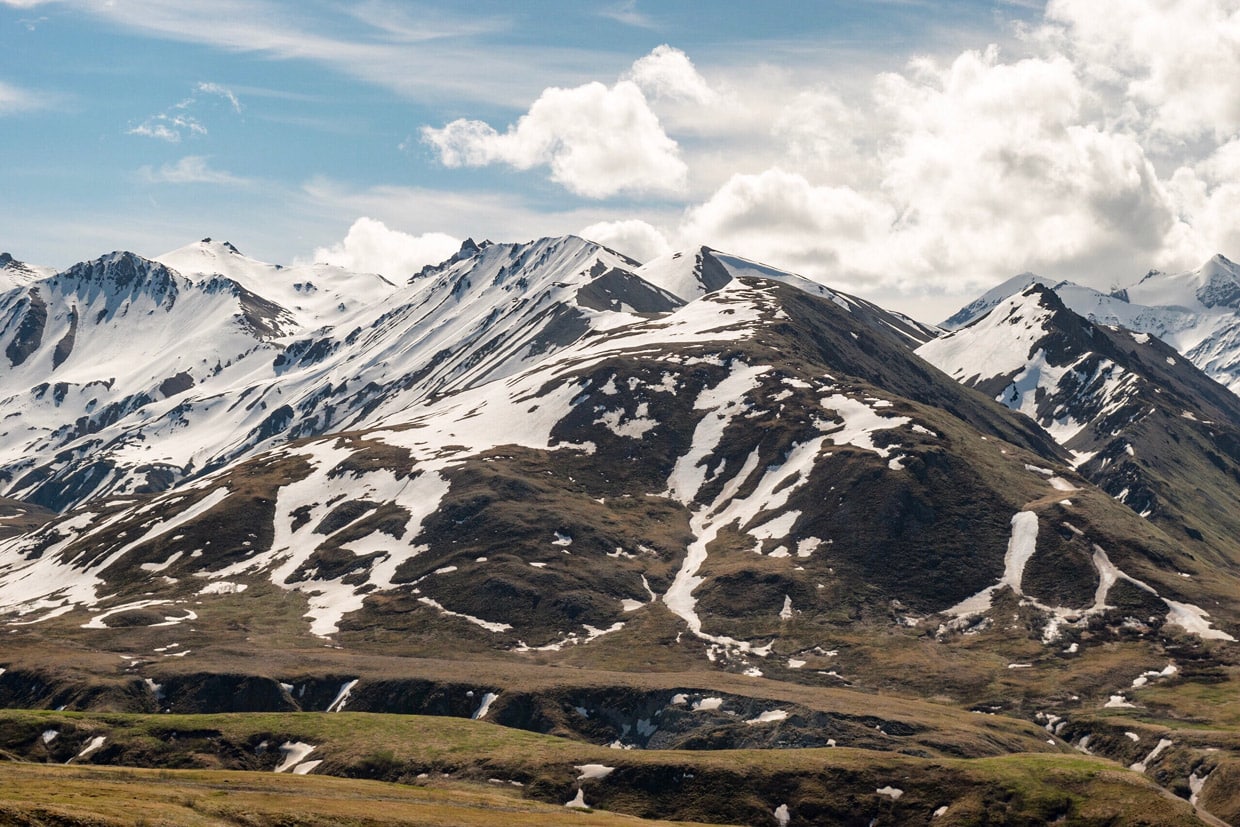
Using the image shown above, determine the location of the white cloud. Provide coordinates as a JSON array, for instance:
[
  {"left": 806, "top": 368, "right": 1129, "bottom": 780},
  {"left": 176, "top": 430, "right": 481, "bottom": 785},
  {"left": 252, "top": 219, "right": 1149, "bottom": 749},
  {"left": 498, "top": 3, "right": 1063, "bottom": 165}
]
[
  {"left": 870, "top": 47, "right": 1176, "bottom": 282},
  {"left": 195, "top": 81, "right": 242, "bottom": 113},
  {"left": 312, "top": 217, "right": 461, "bottom": 278},
  {"left": 140, "top": 156, "right": 248, "bottom": 186},
  {"left": 679, "top": 169, "right": 896, "bottom": 278},
  {"left": 674, "top": 44, "right": 1182, "bottom": 298},
  {"left": 626, "top": 45, "right": 717, "bottom": 104},
  {"left": 580, "top": 219, "right": 671, "bottom": 263},
  {"left": 1043, "top": 0, "right": 1240, "bottom": 143},
  {"left": 600, "top": 1, "right": 658, "bottom": 29},
  {"left": 422, "top": 79, "right": 687, "bottom": 198},
  {"left": 128, "top": 80, "right": 243, "bottom": 142},
  {"left": 128, "top": 113, "right": 207, "bottom": 142}
]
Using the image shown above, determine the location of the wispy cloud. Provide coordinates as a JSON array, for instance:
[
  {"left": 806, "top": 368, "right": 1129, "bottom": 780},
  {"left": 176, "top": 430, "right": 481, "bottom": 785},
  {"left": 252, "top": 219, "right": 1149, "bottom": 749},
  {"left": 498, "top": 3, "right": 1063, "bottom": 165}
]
[
  {"left": 0, "top": 79, "right": 45, "bottom": 115},
  {"left": 27, "top": 0, "right": 621, "bottom": 106},
  {"left": 128, "top": 113, "right": 206, "bottom": 143},
  {"left": 128, "top": 81, "right": 242, "bottom": 142},
  {"left": 193, "top": 82, "right": 242, "bottom": 113},
  {"left": 601, "top": 0, "right": 658, "bottom": 29},
  {"left": 140, "top": 155, "right": 249, "bottom": 186}
]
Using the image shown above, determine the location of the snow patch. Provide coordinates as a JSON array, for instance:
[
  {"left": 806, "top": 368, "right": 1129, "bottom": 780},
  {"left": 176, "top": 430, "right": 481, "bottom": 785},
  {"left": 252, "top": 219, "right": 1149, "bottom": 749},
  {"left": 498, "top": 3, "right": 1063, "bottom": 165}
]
[
  {"left": 274, "top": 741, "right": 316, "bottom": 773},
  {"left": 472, "top": 691, "right": 499, "bottom": 720}
]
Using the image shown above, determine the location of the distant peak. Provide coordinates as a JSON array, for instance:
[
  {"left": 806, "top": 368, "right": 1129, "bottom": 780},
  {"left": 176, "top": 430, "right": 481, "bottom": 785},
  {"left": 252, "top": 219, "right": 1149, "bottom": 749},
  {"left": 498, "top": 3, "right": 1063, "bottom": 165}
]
[
  {"left": 0, "top": 253, "right": 13, "bottom": 267},
  {"left": 200, "top": 238, "right": 243, "bottom": 256}
]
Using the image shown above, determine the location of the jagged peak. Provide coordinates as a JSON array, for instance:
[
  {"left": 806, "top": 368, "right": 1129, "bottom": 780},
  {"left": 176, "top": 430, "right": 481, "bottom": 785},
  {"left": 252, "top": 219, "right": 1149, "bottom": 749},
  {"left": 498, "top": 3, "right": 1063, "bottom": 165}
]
[{"left": 56, "top": 251, "right": 182, "bottom": 298}]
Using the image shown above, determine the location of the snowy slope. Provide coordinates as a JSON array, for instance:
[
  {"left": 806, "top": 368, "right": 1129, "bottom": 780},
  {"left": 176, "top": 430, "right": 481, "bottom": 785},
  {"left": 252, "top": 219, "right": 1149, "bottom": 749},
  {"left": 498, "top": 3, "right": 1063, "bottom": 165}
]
[
  {"left": 639, "top": 247, "right": 939, "bottom": 345},
  {"left": 0, "top": 253, "right": 55, "bottom": 294},
  {"left": 939, "top": 272, "right": 1058, "bottom": 330},
  {"left": 919, "top": 283, "right": 1240, "bottom": 558},
  {"left": 943, "top": 255, "right": 1240, "bottom": 396},
  {"left": 157, "top": 239, "right": 400, "bottom": 332},
  {"left": 2, "top": 243, "right": 1232, "bottom": 670},
  {"left": 0, "top": 237, "right": 673, "bottom": 510}
]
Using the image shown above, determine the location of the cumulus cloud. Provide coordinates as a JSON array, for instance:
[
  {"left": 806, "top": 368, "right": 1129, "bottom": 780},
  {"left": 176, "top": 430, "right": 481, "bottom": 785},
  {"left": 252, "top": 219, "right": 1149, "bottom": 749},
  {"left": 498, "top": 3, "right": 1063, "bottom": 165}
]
[
  {"left": 313, "top": 217, "right": 461, "bottom": 278},
  {"left": 422, "top": 79, "right": 686, "bottom": 199},
  {"left": 626, "top": 45, "right": 718, "bottom": 104},
  {"left": 140, "top": 155, "right": 248, "bottom": 185},
  {"left": 680, "top": 169, "right": 896, "bottom": 277},
  {"left": 871, "top": 47, "right": 1175, "bottom": 281},
  {"left": 580, "top": 219, "right": 671, "bottom": 263},
  {"left": 1042, "top": 0, "right": 1240, "bottom": 142}
]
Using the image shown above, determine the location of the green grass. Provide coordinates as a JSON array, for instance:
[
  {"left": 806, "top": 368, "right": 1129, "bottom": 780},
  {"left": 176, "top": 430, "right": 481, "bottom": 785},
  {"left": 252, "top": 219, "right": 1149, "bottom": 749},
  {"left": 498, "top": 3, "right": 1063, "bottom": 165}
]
[{"left": 0, "top": 709, "right": 1211, "bottom": 826}]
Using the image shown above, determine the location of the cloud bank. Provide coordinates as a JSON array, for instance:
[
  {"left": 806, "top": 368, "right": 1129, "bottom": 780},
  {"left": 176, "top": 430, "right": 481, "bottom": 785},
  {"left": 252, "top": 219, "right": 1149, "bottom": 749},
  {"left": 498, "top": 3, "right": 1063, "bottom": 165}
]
[{"left": 313, "top": 217, "right": 461, "bottom": 278}]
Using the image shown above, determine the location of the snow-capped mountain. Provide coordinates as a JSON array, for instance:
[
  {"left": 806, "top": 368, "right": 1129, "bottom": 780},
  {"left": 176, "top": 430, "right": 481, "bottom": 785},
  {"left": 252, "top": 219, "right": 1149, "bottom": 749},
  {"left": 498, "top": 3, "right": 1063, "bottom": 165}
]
[
  {"left": 943, "top": 255, "right": 1240, "bottom": 397},
  {"left": 2, "top": 236, "right": 1239, "bottom": 821},
  {"left": 0, "top": 252, "right": 55, "bottom": 293},
  {"left": 920, "top": 283, "right": 1240, "bottom": 561},
  {"left": 1, "top": 236, "right": 1232, "bottom": 674},
  {"left": 0, "top": 237, "right": 673, "bottom": 510}
]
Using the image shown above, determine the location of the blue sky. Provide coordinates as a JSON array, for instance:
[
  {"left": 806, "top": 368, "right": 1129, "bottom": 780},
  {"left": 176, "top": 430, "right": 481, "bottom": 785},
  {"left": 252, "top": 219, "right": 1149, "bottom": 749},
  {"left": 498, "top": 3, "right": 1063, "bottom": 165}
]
[{"left": 3, "top": 1, "right": 1239, "bottom": 321}]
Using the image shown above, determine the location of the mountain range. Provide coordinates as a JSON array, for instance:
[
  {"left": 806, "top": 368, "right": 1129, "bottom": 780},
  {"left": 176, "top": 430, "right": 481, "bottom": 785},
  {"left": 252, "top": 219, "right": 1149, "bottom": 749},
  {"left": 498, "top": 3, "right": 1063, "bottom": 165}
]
[{"left": 0, "top": 237, "right": 1237, "bottom": 826}]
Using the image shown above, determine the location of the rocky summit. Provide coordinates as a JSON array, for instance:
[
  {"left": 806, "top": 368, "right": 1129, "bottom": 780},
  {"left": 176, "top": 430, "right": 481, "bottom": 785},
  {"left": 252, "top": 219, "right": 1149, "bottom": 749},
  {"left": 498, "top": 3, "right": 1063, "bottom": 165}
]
[{"left": 0, "top": 237, "right": 1237, "bottom": 826}]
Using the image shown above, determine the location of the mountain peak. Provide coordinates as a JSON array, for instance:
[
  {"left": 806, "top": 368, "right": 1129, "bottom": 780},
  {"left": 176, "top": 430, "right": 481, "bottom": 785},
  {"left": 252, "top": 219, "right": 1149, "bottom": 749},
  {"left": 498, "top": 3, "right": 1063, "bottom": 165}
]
[
  {"left": 939, "top": 271, "right": 1059, "bottom": 330},
  {"left": 198, "top": 237, "right": 243, "bottom": 256}
]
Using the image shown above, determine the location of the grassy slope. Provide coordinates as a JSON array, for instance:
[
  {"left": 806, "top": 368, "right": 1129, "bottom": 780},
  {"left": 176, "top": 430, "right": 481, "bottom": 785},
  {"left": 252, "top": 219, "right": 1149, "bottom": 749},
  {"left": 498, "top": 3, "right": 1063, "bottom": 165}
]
[
  {"left": 0, "top": 710, "right": 1212, "bottom": 826},
  {"left": 0, "top": 763, "right": 709, "bottom": 827}
]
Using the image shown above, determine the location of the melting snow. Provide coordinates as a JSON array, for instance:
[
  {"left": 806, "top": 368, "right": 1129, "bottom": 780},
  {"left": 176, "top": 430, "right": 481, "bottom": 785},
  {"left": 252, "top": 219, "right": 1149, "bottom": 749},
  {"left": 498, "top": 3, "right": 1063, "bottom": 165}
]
[
  {"left": 820, "top": 394, "right": 910, "bottom": 457},
  {"left": 274, "top": 741, "right": 316, "bottom": 773},
  {"left": 196, "top": 581, "right": 247, "bottom": 595},
  {"left": 325, "top": 679, "right": 358, "bottom": 713},
  {"left": 947, "top": 512, "right": 1038, "bottom": 616},
  {"left": 774, "top": 803, "right": 790, "bottom": 826},
  {"left": 1131, "top": 738, "right": 1173, "bottom": 773},
  {"left": 472, "top": 691, "right": 498, "bottom": 720},
  {"left": 693, "top": 697, "right": 724, "bottom": 711},
  {"left": 418, "top": 596, "right": 512, "bottom": 633},
  {"left": 1189, "top": 771, "right": 1210, "bottom": 806},
  {"left": 565, "top": 788, "right": 589, "bottom": 809},
  {"left": 71, "top": 736, "right": 106, "bottom": 762},
  {"left": 876, "top": 786, "right": 904, "bottom": 800},
  {"left": 576, "top": 764, "right": 615, "bottom": 781},
  {"left": 746, "top": 710, "right": 789, "bottom": 725}
]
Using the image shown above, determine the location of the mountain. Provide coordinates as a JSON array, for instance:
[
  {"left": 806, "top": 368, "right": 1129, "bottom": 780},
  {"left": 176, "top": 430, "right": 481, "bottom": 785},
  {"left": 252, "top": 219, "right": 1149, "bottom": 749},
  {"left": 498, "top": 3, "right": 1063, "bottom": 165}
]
[
  {"left": 919, "top": 283, "right": 1240, "bottom": 568},
  {"left": 942, "top": 255, "right": 1240, "bottom": 397},
  {"left": 0, "top": 252, "right": 55, "bottom": 293},
  {"left": 0, "top": 237, "right": 667, "bottom": 510},
  {"left": 0, "top": 237, "right": 1237, "bottom": 824}
]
